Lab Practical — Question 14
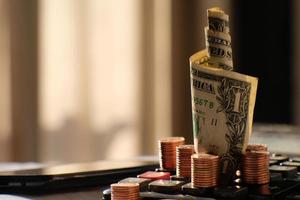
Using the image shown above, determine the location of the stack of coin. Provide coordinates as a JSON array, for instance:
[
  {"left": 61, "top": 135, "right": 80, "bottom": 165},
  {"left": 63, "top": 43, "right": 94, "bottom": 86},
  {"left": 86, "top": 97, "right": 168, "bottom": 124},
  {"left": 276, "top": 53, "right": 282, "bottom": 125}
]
[
  {"left": 176, "top": 145, "right": 195, "bottom": 178},
  {"left": 111, "top": 183, "right": 140, "bottom": 200},
  {"left": 242, "top": 147, "right": 269, "bottom": 184},
  {"left": 191, "top": 153, "right": 219, "bottom": 188},
  {"left": 246, "top": 144, "right": 268, "bottom": 152},
  {"left": 158, "top": 137, "right": 185, "bottom": 170}
]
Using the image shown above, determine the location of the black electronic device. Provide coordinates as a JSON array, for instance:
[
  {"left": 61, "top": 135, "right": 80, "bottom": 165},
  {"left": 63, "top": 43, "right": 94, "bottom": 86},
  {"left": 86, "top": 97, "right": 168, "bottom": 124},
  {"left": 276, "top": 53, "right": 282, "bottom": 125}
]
[{"left": 0, "top": 160, "right": 158, "bottom": 193}]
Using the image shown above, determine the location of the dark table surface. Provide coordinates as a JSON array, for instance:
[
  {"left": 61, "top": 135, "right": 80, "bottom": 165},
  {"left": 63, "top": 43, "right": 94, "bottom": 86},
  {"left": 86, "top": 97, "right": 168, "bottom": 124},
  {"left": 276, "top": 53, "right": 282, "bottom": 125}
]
[{"left": 1, "top": 187, "right": 102, "bottom": 199}]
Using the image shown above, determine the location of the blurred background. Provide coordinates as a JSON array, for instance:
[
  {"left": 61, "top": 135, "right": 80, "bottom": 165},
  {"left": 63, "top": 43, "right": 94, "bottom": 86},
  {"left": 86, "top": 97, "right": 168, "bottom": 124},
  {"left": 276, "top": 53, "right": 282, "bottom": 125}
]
[{"left": 0, "top": 0, "right": 298, "bottom": 163}]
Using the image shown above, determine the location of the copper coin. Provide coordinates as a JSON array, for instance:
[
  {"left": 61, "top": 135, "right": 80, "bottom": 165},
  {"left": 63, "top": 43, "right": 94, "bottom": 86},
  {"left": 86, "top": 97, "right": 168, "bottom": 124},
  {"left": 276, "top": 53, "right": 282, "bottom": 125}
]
[
  {"left": 111, "top": 183, "right": 140, "bottom": 200},
  {"left": 191, "top": 153, "right": 219, "bottom": 188},
  {"left": 176, "top": 144, "right": 194, "bottom": 178},
  {"left": 242, "top": 148, "right": 270, "bottom": 185},
  {"left": 159, "top": 137, "right": 185, "bottom": 170}
]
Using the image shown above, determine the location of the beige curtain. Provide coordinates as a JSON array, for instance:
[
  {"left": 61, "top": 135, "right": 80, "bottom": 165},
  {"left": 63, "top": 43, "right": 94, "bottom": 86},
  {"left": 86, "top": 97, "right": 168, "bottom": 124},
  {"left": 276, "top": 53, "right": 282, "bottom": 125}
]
[
  {"left": 0, "top": 0, "right": 11, "bottom": 161},
  {"left": 38, "top": 0, "right": 175, "bottom": 162},
  {"left": 0, "top": 0, "right": 231, "bottom": 162}
]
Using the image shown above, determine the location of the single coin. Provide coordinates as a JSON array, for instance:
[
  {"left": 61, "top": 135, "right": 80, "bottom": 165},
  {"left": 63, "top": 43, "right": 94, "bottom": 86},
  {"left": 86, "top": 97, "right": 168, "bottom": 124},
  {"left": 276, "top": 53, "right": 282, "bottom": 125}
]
[{"left": 137, "top": 171, "right": 170, "bottom": 180}]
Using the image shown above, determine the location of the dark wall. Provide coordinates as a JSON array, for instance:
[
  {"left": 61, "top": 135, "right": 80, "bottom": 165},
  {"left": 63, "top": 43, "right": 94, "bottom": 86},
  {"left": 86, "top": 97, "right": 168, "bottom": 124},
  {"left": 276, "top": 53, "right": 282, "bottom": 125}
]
[{"left": 233, "top": 0, "right": 293, "bottom": 123}]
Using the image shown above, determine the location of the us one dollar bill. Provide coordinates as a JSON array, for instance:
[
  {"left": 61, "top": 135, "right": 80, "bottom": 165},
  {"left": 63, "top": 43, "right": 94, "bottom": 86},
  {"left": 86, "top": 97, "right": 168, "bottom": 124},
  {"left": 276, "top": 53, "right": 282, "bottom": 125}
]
[{"left": 190, "top": 50, "right": 258, "bottom": 183}]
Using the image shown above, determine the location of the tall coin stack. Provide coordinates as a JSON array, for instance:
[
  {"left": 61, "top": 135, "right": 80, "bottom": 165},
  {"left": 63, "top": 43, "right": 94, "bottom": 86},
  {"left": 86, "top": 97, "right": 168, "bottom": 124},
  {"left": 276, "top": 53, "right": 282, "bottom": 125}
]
[
  {"left": 242, "top": 144, "right": 270, "bottom": 184},
  {"left": 191, "top": 153, "right": 219, "bottom": 188},
  {"left": 159, "top": 137, "right": 185, "bottom": 170},
  {"left": 205, "top": 7, "right": 233, "bottom": 71},
  {"left": 176, "top": 145, "right": 195, "bottom": 178},
  {"left": 111, "top": 183, "right": 140, "bottom": 200}
]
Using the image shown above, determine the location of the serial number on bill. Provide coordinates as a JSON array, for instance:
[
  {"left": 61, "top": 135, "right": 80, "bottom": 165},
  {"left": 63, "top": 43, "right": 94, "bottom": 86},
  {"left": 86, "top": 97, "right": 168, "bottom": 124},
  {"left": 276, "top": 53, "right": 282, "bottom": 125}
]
[{"left": 193, "top": 97, "right": 214, "bottom": 109}]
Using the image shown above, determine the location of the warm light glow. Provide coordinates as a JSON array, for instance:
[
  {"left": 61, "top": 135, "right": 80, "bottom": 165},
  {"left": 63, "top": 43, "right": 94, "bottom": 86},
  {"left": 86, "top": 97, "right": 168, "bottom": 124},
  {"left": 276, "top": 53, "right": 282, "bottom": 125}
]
[{"left": 39, "top": 0, "right": 142, "bottom": 162}]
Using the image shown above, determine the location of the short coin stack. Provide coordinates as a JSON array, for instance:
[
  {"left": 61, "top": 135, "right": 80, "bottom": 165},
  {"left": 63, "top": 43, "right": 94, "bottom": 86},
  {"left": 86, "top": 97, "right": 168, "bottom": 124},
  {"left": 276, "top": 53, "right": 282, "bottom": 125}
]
[
  {"left": 242, "top": 144, "right": 270, "bottom": 184},
  {"left": 111, "top": 183, "right": 140, "bottom": 200},
  {"left": 158, "top": 137, "right": 185, "bottom": 170},
  {"left": 191, "top": 153, "right": 219, "bottom": 188},
  {"left": 176, "top": 145, "right": 195, "bottom": 178}
]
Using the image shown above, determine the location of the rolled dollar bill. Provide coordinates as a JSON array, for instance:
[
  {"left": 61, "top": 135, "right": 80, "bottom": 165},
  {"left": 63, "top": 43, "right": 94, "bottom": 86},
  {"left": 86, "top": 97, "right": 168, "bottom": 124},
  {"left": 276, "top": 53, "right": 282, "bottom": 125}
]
[
  {"left": 207, "top": 7, "right": 229, "bottom": 33},
  {"left": 191, "top": 7, "right": 258, "bottom": 185},
  {"left": 190, "top": 50, "right": 258, "bottom": 184},
  {"left": 205, "top": 27, "right": 233, "bottom": 70}
]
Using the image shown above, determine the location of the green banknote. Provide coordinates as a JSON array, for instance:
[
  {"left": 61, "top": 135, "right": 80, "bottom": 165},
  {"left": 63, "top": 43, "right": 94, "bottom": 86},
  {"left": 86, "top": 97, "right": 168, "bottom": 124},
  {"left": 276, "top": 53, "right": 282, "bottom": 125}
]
[{"left": 190, "top": 50, "right": 258, "bottom": 183}]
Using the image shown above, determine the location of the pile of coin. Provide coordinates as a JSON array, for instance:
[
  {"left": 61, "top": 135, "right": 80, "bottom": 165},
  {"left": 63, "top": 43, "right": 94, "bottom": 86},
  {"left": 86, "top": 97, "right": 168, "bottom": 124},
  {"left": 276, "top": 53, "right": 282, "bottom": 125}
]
[
  {"left": 176, "top": 145, "right": 195, "bottom": 178},
  {"left": 158, "top": 137, "right": 185, "bottom": 170},
  {"left": 242, "top": 144, "right": 270, "bottom": 184},
  {"left": 111, "top": 183, "right": 140, "bottom": 200},
  {"left": 191, "top": 153, "right": 219, "bottom": 188}
]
